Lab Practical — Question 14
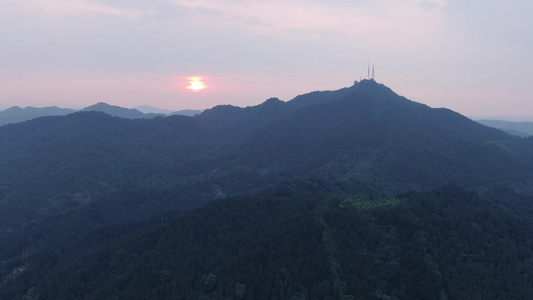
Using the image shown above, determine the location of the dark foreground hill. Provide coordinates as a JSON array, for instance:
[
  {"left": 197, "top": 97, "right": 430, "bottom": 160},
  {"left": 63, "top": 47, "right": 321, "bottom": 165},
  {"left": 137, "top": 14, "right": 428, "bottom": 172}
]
[
  {"left": 1, "top": 80, "right": 533, "bottom": 293},
  {"left": 2, "top": 184, "right": 532, "bottom": 300},
  {"left": 1, "top": 80, "right": 531, "bottom": 227}
]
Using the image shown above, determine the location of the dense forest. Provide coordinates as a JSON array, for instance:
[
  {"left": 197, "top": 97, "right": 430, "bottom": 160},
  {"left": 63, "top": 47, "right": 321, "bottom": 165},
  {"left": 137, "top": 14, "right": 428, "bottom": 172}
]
[
  {"left": 1, "top": 80, "right": 533, "bottom": 299},
  {"left": 1, "top": 184, "right": 533, "bottom": 299}
]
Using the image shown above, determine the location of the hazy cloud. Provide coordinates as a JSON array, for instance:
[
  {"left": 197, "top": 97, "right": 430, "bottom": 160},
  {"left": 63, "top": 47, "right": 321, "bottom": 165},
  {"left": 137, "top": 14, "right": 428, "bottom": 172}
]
[
  {"left": 0, "top": 0, "right": 531, "bottom": 116},
  {"left": 10, "top": 0, "right": 144, "bottom": 17}
]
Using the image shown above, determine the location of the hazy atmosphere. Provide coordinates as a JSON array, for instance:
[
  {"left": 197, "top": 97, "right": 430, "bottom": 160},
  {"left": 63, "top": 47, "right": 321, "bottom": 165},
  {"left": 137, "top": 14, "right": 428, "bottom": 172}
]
[
  {"left": 1, "top": 0, "right": 531, "bottom": 117},
  {"left": 3, "top": 2, "right": 533, "bottom": 299}
]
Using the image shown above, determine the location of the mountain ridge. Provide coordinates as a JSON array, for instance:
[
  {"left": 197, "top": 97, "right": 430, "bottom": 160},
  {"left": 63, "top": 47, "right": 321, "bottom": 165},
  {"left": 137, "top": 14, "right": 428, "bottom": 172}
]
[
  {"left": 81, "top": 102, "right": 159, "bottom": 119},
  {"left": 476, "top": 119, "right": 533, "bottom": 137},
  {"left": 0, "top": 103, "right": 204, "bottom": 126},
  {"left": 1, "top": 80, "right": 530, "bottom": 227},
  {"left": 0, "top": 106, "right": 75, "bottom": 126}
]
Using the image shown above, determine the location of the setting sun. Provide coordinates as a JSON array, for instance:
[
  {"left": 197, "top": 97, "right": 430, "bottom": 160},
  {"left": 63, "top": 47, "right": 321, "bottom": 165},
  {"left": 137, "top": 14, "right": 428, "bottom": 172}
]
[{"left": 187, "top": 77, "right": 206, "bottom": 91}]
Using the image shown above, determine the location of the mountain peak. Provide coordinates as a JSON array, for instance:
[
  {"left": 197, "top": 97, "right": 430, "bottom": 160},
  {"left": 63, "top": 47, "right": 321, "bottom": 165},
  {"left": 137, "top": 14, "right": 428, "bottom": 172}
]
[
  {"left": 285, "top": 80, "right": 401, "bottom": 111},
  {"left": 84, "top": 102, "right": 120, "bottom": 110},
  {"left": 82, "top": 102, "right": 148, "bottom": 119},
  {"left": 350, "top": 79, "right": 400, "bottom": 98},
  {"left": 263, "top": 97, "right": 283, "bottom": 104},
  {"left": 5, "top": 106, "right": 23, "bottom": 111}
]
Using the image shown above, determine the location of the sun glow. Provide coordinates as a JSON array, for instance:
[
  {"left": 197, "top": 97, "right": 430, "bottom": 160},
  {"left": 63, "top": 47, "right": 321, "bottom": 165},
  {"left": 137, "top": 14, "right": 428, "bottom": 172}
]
[{"left": 187, "top": 77, "right": 206, "bottom": 91}]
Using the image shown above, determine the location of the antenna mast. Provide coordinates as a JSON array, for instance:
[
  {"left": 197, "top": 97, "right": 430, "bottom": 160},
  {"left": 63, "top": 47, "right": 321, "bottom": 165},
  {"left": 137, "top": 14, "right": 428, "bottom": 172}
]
[{"left": 372, "top": 65, "right": 375, "bottom": 80}]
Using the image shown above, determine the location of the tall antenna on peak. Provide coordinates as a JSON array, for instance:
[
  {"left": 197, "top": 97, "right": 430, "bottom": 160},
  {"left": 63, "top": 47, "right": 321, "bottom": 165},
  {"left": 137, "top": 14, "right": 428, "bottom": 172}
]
[
  {"left": 372, "top": 65, "right": 375, "bottom": 80},
  {"left": 367, "top": 61, "right": 370, "bottom": 80}
]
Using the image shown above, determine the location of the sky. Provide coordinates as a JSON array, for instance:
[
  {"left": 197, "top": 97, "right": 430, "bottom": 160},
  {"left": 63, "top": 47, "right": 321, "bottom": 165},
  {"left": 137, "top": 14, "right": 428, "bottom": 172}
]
[{"left": 0, "top": 0, "right": 531, "bottom": 118}]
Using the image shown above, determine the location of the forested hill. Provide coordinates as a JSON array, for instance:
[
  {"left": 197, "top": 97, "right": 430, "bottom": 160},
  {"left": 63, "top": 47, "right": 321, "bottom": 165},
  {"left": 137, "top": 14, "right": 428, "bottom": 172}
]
[
  {"left": 1, "top": 80, "right": 532, "bottom": 278},
  {"left": 2, "top": 184, "right": 533, "bottom": 299},
  {"left": 1, "top": 80, "right": 531, "bottom": 228}
]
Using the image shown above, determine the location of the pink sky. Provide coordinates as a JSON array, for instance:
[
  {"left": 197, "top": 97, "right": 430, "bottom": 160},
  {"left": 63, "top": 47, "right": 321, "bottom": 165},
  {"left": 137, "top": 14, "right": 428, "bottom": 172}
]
[{"left": 0, "top": 0, "right": 532, "bottom": 117}]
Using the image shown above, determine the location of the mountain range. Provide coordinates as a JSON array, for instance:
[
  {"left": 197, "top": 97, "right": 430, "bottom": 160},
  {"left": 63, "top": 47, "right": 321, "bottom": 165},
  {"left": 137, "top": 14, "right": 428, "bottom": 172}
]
[
  {"left": 0, "top": 103, "right": 203, "bottom": 126},
  {"left": 0, "top": 101, "right": 527, "bottom": 137},
  {"left": 1, "top": 79, "right": 532, "bottom": 299},
  {"left": 0, "top": 106, "right": 75, "bottom": 126},
  {"left": 476, "top": 119, "right": 533, "bottom": 137}
]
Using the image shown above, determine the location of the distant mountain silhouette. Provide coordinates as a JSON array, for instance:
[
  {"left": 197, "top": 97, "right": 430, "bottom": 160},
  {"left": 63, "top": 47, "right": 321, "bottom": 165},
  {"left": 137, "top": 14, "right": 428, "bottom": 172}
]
[
  {"left": 135, "top": 105, "right": 204, "bottom": 116},
  {"left": 82, "top": 102, "right": 157, "bottom": 119},
  {"left": 0, "top": 103, "right": 174, "bottom": 126},
  {"left": 471, "top": 115, "right": 533, "bottom": 122},
  {"left": 135, "top": 105, "right": 173, "bottom": 115},
  {"left": 172, "top": 109, "right": 203, "bottom": 116},
  {"left": 476, "top": 119, "right": 533, "bottom": 137},
  {"left": 0, "top": 106, "right": 75, "bottom": 126}
]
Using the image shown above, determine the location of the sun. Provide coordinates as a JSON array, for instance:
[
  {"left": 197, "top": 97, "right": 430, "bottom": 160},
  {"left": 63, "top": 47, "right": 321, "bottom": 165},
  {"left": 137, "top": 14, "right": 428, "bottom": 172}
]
[{"left": 187, "top": 77, "right": 206, "bottom": 91}]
